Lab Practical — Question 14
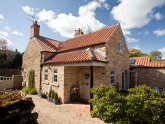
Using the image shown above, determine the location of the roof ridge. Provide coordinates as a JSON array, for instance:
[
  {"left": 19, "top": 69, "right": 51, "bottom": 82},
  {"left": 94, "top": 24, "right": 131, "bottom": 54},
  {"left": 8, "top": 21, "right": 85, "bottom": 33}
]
[
  {"left": 62, "top": 23, "right": 119, "bottom": 43},
  {"left": 38, "top": 35, "right": 61, "bottom": 42}
]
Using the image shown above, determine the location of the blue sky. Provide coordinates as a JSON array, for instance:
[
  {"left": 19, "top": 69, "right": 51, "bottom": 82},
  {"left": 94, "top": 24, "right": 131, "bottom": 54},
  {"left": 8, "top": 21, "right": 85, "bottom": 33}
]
[{"left": 0, "top": 0, "right": 165, "bottom": 58}]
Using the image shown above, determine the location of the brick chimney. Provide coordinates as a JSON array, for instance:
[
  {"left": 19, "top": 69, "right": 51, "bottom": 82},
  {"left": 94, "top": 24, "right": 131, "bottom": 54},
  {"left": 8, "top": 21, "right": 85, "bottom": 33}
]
[
  {"left": 30, "top": 21, "right": 40, "bottom": 38},
  {"left": 74, "top": 28, "right": 84, "bottom": 37}
]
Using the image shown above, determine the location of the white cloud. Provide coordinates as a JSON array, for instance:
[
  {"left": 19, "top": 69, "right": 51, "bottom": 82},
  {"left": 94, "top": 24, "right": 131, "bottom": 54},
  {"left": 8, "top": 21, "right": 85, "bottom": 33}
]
[
  {"left": 0, "top": 31, "right": 9, "bottom": 37},
  {"left": 154, "top": 12, "right": 163, "bottom": 21},
  {"left": 126, "top": 36, "right": 139, "bottom": 43},
  {"left": 0, "top": 14, "right": 4, "bottom": 20},
  {"left": 22, "top": 6, "right": 34, "bottom": 15},
  {"left": 153, "top": 29, "right": 165, "bottom": 36},
  {"left": 36, "top": 0, "right": 108, "bottom": 38},
  {"left": 4, "top": 26, "right": 24, "bottom": 36},
  {"left": 11, "top": 30, "right": 24, "bottom": 36},
  {"left": 37, "top": 9, "right": 56, "bottom": 22},
  {"left": 111, "top": 0, "right": 165, "bottom": 32},
  {"left": 158, "top": 47, "right": 165, "bottom": 59},
  {"left": 132, "top": 45, "right": 141, "bottom": 50},
  {"left": 0, "top": 35, "right": 12, "bottom": 46}
]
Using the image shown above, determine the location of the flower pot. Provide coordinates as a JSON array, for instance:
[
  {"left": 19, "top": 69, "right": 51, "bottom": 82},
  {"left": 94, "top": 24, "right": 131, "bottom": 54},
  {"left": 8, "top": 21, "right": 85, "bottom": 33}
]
[{"left": 54, "top": 98, "right": 60, "bottom": 105}]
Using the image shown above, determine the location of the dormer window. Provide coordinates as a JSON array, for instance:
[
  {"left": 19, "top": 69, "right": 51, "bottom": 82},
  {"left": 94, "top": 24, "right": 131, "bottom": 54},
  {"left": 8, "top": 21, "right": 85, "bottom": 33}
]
[{"left": 118, "top": 41, "right": 122, "bottom": 52}]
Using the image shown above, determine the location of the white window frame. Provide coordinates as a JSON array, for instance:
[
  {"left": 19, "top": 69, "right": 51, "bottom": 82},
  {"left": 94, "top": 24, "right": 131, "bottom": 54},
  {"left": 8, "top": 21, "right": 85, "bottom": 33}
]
[
  {"left": 117, "top": 40, "right": 123, "bottom": 52},
  {"left": 44, "top": 68, "right": 48, "bottom": 81},
  {"left": 53, "top": 69, "right": 58, "bottom": 83}
]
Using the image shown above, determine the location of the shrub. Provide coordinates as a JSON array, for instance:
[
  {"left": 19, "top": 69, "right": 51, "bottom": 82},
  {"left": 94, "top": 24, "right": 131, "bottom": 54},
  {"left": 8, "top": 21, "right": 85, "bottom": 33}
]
[
  {"left": 39, "top": 91, "right": 47, "bottom": 98},
  {"left": 126, "top": 85, "right": 165, "bottom": 123},
  {"left": 28, "top": 88, "right": 37, "bottom": 95},
  {"left": 54, "top": 92, "right": 58, "bottom": 100},
  {"left": 90, "top": 84, "right": 165, "bottom": 124},
  {"left": 28, "top": 70, "right": 35, "bottom": 89},
  {"left": 22, "top": 69, "right": 37, "bottom": 95},
  {"left": 90, "top": 85, "right": 127, "bottom": 123},
  {"left": 51, "top": 90, "right": 55, "bottom": 98},
  {"left": 48, "top": 90, "right": 52, "bottom": 98}
]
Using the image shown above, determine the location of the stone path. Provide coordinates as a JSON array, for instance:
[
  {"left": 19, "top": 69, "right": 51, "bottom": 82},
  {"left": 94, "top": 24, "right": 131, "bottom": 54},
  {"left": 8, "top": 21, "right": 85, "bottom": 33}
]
[{"left": 28, "top": 95, "right": 105, "bottom": 124}]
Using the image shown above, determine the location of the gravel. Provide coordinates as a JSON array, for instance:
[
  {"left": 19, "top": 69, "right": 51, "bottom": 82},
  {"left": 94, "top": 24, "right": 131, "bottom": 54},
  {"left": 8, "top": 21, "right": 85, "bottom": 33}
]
[{"left": 28, "top": 95, "right": 105, "bottom": 124}]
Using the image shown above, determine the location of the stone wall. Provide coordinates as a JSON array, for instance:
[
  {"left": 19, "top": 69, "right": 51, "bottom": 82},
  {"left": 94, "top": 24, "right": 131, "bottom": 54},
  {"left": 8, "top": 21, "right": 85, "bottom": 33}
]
[
  {"left": 12, "top": 75, "right": 23, "bottom": 89},
  {"left": 105, "top": 26, "right": 130, "bottom": 90},
  {"left": 136, "top": 68, "right": 165, "bottom": 87},
  {"left": 22, "top": 38, "right": 42, "bottom": 91},
  {"left": 41, "top": 65, "right": 64, "bottom": 103}
]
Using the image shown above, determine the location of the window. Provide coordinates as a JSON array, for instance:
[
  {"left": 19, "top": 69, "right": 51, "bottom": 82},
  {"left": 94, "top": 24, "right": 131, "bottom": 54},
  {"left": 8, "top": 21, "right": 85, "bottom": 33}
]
[
  {"left": 118, "top": 41, "right": 122, "bottom": 52},
  {"left": 111, "top": 71, "right": 115, "bottom": 84},
  {"left": 130, "top": 71, "right": 136, "bottom": 83},
  {"left": 44, "top": 69, "right": 48, "bottom": 81},
  {"left": 53, "top": 69, "right": 58, "bottom": 82}
]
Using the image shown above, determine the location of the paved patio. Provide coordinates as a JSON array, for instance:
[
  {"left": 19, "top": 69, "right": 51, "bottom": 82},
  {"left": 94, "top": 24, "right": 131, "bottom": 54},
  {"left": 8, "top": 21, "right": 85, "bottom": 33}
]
[{"left": 28, "top": 95, "right": 105, "bottom": 124}]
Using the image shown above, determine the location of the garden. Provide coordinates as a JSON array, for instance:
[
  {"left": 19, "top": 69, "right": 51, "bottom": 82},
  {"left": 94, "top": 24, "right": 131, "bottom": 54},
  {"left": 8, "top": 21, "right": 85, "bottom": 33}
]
[
  {"left": 90, "top": 84, "right": 165, "bottom": 124},
  {"left": 0, "top": 90, "right": 38, "bottom": 124}
]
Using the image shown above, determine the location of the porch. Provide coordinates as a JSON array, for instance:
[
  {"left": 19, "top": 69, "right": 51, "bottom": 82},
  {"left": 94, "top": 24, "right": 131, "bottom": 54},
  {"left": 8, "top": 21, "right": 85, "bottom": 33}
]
[{"left": 63, "top": 62, "right": 106, "bottom": 104}]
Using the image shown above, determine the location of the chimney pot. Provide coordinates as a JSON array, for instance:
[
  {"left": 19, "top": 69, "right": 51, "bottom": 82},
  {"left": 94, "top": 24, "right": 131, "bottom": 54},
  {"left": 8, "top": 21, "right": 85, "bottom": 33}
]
[
  {"left": 30, "top": 21, "right": 40, "bottom": 38},
  {"left": 74, "top": 28, "right": 84, "bottom": 37}
]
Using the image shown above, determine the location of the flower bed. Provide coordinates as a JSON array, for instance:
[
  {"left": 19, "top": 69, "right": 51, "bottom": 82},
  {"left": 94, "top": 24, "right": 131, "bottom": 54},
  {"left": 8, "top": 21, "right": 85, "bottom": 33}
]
[{"left": 0, "top": 90, "right": 24, "bottom": 106}]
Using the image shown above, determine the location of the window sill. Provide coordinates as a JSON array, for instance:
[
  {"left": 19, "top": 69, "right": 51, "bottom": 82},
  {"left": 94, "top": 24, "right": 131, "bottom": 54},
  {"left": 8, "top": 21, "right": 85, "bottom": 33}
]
[
  {"left": 52, "top": 83, "right": 59, "bottom": 87},
  {"left": 43, "top": 81, "right": 49, "bottom": 85}
]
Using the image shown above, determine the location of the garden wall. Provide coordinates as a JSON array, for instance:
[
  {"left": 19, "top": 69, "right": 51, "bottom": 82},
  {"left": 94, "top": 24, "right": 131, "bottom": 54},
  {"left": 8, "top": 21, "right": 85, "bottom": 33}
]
[{"left": 136, "top": 67, "right": 165, "bottom": 87}]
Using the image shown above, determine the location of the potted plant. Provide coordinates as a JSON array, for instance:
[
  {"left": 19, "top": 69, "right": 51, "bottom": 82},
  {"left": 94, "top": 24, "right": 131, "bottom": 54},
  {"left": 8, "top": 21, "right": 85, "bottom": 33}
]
[
  {"left": 48, "top": 90, "right": 52, "bottom": 102},
  {"left": 53, "top": 92, "right": 60, "bottom": 104},
  {"left": 51, "top": 90, "right": 55, "bottom": 103}
]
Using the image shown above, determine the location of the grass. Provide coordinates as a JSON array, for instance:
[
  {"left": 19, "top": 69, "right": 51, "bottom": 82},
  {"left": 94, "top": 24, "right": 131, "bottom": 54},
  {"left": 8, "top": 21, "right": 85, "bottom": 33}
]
[{"left": 22, "top": 87, "right": 37, "bottom": 95}]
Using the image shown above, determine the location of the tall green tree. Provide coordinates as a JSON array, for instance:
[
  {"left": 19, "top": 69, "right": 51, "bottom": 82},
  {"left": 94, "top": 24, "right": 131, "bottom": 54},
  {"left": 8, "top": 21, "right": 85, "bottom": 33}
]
[
  {"left": 149, "top": 51, "right": 162, "bottom": 60},
  {"left": 129, "top": 48, "right": 142, "bottom": 57}
]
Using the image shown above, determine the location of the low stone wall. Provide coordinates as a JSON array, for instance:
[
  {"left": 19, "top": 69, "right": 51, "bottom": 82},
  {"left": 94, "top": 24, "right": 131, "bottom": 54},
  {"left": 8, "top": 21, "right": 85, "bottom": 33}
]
[
  {"left": 0, "top": 97, "right": 38, "bottom": 124},
  {"left": 12, "top": 75, "right": 23, "bottom": 89},
  {"left": 136, "top": 68, "right": 165, "bottom": 87}
]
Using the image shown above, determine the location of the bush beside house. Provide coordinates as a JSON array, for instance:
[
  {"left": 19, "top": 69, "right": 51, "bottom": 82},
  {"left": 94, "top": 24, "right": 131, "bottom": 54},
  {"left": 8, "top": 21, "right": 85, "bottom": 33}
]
[
  {"left": 90, "top": 84, "right": 165, "bottom": 124},
  {"left": 22, "top": 69, "right": 37, "bottom": 95}
]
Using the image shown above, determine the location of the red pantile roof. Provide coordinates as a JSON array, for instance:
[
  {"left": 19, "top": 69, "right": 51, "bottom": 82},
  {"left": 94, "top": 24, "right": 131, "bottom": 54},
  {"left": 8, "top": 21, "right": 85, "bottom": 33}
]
[
  {"left": 35, "top": 36, "right": 60, "bottom": 52},
  {"left": 35, "top": 24, "right": 119, "bottom": 52},
  {"left": 45, "top": 50, "right": 106, "bottom": 63},
  {"left": 130, "top": 57, "right": 165, "bottom": 67},
  {"left": 57, "top": 24, "right": 118, "bottom": 52}
]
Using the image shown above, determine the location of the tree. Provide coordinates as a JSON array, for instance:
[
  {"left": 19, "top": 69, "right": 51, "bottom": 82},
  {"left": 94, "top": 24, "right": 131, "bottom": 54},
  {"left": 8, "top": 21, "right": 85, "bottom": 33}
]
[
  {"left": 149, "top": 51, "right": 162, "bottom": 60},
  {"left": 129, "top": 48, "right": 142, "bottom": 57}
]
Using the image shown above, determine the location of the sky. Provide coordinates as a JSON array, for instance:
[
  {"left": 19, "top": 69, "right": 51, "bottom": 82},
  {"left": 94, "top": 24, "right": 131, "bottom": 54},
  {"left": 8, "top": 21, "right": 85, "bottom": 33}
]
[{"left": 0, "top": 0, "right": 165, "bottom": 58}]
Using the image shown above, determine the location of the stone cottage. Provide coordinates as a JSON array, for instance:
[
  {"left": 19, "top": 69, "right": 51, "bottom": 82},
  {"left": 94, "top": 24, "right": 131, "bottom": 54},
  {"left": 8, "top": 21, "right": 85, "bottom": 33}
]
[
  {"left": 130, "top": 57, "right": 165, "bottom": 87},
  {"left": 22, "top": 21, "right": 129, "bottom": 103}
]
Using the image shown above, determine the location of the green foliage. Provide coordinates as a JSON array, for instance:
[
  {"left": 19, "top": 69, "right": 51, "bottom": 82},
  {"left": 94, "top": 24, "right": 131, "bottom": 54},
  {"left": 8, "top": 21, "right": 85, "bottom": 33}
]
[
  {"left": 51, "top": 90, "right": 55, "bottom": 98},
  {"left": 149, "top": 51, "right": 162, "bottom": 60},
  {"left": 54, "top": 92, "right": 58, "bottom": 100},
  {"left": 90, "top": 84, "right": 165, "bottom": 123},
  {"left": 126, "top": 85, "right": 164, "bottom": 123},
  {"left": 22, "top": 69, "right": 37, "bottom": 95},
  {"left": 90, "top": 85, "right": 127, "bottom": 123},
  {"left": 28, "top": 88, "right": 37, "bottom": 95},
  {"left": 129, "top": 48, "right": 142, "bottom": 57},
  {"left": 39, "top": 91, "right": 47, "bottom": 98},
  {"left": 22, "top": 87, "right": 37, "bottom": 95},
  {"left": 48, "top": 90, "right": 52, "bottom": 97},
  {"left": 28, "top": 70, "right": 35, "bottom": 89},
  {"left": 0, "top": 94, "right": 7, "bottom": 100}
]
